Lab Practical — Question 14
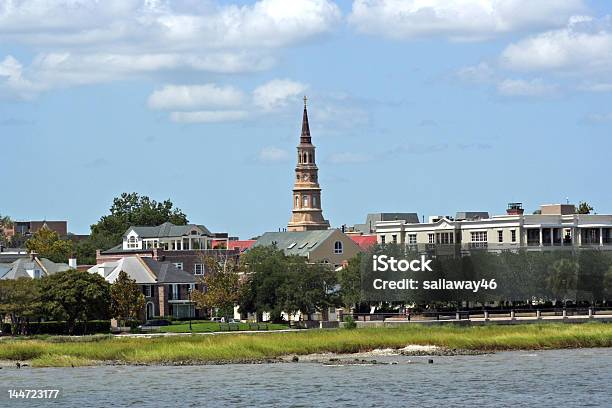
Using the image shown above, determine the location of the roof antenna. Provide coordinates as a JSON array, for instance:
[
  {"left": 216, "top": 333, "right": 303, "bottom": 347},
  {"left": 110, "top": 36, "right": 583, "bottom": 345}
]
[{"left": 566, "top": 197, "right": 569, "bottom": 204}]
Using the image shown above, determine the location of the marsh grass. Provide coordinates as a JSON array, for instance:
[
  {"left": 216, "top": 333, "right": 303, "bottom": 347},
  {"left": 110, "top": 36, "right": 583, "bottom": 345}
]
[{"left": 1, "top": 323, "right": 610, "bottom": 367}]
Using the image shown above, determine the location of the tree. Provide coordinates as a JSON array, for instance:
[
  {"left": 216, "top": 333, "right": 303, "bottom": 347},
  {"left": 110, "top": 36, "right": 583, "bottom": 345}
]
[
  {"left": 278, "top": 258, "right": 338, "bottom": 320},
  {"left": 337, "top": 253, "right": 363, "bottom": 309},
  {"left": 191, "top": 256, "right": 242, "bottom": 319},
  {"left": 83, "top": 192, "right": 189, "bottom": 259},
  {"left": 238, "top": 246, "right": 292, "bottom": 322},
  {"left": 110, "top": 271, "right": 145, "bottom": 326},
  {"left": 576, "top": 201, "right": 594, "bottom": 214},
  {"left": 547, "top": 258, "right": 578, "bottom": 303},
  {"left": 40, "top": 269, "right": 111, "bottom": 334},
  {"left": 0, "top": 278, "right": 43, "bottom": 335},
  {"left": 0, "top": 214, "right": 13, "bottom": 246},
  {"left": 238, "top": 246, "right": 338, "bottom": 322},
  {"left": 25, "top": 227, "right": 73, "bottom": 263}
]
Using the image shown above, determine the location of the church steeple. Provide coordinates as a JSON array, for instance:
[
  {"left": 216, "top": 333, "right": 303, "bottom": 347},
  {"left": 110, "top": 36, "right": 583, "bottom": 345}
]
[
  {"left": 288, "top": 97, "right": 330, "bottom": 232},
  {"left": 300, "top": 96, "right": 311, "bottom": 144}
]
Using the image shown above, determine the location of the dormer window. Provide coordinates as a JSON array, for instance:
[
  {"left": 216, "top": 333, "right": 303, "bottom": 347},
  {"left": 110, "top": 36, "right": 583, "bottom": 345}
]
[{"left": 127, "top": 236, "right": 138, "bottom": 248}]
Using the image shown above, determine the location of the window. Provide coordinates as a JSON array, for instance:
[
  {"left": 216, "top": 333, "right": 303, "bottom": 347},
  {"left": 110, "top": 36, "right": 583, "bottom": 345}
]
[
  {"left": 295, "top": 196, "right": 299, "bottom": 207},
  {"left": 511, "top": 230, "right": 517, "bottom": 242},
  {"left": 408, "top": 234, "right": 417, "bottom": 244},
  {"left": 312, "top": 196, "right": 317, "bottom": 207},
  {"left": 173, "top": 262, "right": 183, "bottom": 270},
  {"left": 428, "top": 233, "right": 435, "bottom": 244},
  {"left": 127, "top": 236, "right": 138, "bottom": 248},
  {"left": 471, "top": 231, "right": 487, "bottom": 242},
  {"left": 143, "top": 285, "right": 152, "bottom": 297},
  {"left": 194, "top": 264, "right": 204, "bottom": 275},
  {"left": 33, "top": 269, "right": 41, "bottom": 279},
  {"left": 334, "top": 241, "right": 343, "bottom": 254},
  {"left": 392, "top": 234, "right": 397, "bottom": 244},
  {"left": 302, "top": 195, "right": 309, "bottom": 208},
  {"left": 498, "top": 230, "right": 503, "bottom": 243},
  {"left": 381, "top": 236, "right": 386, "bottom": 244},
  {"left": 437, "top": 232, "right": 453, "bottom": 244}
]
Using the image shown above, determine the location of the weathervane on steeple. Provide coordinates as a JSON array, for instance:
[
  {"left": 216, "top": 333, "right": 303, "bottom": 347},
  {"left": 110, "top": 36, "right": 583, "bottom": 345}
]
[{"left": 303, "top": 95, "right": 307, "bottom": 108}]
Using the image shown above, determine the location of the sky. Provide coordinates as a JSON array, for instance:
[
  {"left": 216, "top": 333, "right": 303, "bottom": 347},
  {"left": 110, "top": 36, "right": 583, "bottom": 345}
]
[{"left": 1, "top": 0, "right": 612, "bottom": 239}]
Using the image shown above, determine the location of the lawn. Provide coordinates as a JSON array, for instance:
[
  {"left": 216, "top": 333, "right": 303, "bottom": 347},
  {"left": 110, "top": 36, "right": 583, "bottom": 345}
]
[{"left": 157, "top": 320, "right": 289, "bottom": 333}]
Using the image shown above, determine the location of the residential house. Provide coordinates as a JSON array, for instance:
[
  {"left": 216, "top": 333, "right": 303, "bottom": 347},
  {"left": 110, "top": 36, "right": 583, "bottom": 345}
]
[
  {"left": 0, "top": 255, "right": 71, "bottom": 280},
  {"left": 96, "top": 222, "right": 240, "bottom": 277},
  {"left": 88, "top": 256, "right": 196, "bottom": 319}
]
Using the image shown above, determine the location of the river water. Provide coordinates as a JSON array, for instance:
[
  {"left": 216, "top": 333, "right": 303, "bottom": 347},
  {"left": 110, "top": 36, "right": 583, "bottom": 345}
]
[{"left": 1, "top": 348, "right": 611, "bottom": 407}]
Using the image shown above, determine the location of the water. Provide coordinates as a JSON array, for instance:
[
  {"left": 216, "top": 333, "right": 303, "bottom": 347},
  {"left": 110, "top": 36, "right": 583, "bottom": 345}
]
[{"left": 2, "top": 348, "right": 611, "bottom": 407}]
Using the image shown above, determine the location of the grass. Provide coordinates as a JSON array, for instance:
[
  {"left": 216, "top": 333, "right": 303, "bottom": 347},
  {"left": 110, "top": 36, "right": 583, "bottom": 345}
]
[
  {"left": 0, "top": 323, "right": 610, "bottom": 367},
  {"left": 158, "top": 321, "right": 289, "bottom": 333}
]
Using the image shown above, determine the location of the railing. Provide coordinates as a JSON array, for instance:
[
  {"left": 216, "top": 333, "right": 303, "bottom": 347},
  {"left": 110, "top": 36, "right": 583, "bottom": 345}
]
[{"left": 352, "top": 306, "right": 612, "bottom": 322}]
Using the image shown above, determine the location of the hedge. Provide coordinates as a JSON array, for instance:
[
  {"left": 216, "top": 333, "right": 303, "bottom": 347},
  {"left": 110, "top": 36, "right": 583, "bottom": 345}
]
[{"left": 2, "top": 320, "right": 111, "bottom": 336}]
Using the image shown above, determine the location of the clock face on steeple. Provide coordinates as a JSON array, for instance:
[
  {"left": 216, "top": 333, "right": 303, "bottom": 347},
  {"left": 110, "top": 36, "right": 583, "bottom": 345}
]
[{"left": 288, "top": 97, "right": 330, "bottom": 232}]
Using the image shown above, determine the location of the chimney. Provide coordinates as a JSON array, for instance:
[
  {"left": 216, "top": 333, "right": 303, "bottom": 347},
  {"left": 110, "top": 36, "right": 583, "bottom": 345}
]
[
  {"left": 68, "top": 257, "right": 77, "bottom": 269},
  {"left": 506, "top": 202, "right": 524, "bottom": 215}
]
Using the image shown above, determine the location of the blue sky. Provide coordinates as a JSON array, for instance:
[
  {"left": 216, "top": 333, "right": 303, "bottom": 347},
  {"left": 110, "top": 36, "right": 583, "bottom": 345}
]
[{"left": 1, "top": 0, "right": 612, "bottom": 238}]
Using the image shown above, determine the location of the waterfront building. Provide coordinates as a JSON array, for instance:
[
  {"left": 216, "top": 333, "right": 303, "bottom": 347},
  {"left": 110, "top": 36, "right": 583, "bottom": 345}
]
[{"left": 375, "top": 203, "right": 612, "bottom": 253}]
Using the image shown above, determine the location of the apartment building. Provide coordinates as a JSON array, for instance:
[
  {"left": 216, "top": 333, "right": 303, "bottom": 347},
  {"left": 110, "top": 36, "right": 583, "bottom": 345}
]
[{"left": 375, "top": 203, "right": 612, "bottom": 253}]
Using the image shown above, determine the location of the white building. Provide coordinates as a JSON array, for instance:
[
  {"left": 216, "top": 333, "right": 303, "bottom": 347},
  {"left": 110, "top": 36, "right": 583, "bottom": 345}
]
[{"left": 376, "top": 203, "right": 612, "bottom": 252}]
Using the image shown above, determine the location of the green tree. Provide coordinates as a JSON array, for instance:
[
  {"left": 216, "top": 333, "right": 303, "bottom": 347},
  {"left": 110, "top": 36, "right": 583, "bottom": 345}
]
[
  {"left": 25, "top": 227, "right": 73, "bottom": 263},
  {"left": 238, "top": 246, "right": 291, "bottom": 322},
  {"left": 85, "top": 192, "right": 189, "bottom": 257},
  {"left": 110, "top": 271, "right": 146, "bottom": 326},
  {"left": 604, "top": 266, "right": 612, "bottom": 301},
  {"left": 576, "top": 201, "right": 594, "bottom": 214},
  {"left": 278, "top": 258, "right": 338, "bottom": 320},
  {"left": 0, "top": 214, "right": 13, "bottom": 246},
  {"left": 547, "top": 258, "right": 578, "bottom": 302},
  {"left": 337, "top": 253, "right": 363, "bottom": 309},
  {"left": 40, "top": 269, "right": 111, "bottom": 334},
  {"left": 192, "top": 256, "right": 242, "bottom": 319},
  {"left": 239, "top": 246, "right": 338, "bottom": 322},
  {"left": 0, "top": 278, "right": 43, "bottom": 335}
]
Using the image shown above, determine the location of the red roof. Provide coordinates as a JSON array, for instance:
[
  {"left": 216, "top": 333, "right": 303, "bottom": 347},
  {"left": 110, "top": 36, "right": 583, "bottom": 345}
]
[
  {"left": 213, "top": 239, "right": 256, "bottom": 253},
  {"left": 350, "top": 235, "right": 377, "bottom": 250}
]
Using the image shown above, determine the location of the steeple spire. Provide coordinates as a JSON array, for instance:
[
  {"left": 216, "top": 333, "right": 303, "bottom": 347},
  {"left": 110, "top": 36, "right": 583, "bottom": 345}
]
[
  {"left": 300, "top": 95, "right": 311, "bottom": 144},
  {"left": 288, "top": 98, "right": 330, "bottom": 231}
]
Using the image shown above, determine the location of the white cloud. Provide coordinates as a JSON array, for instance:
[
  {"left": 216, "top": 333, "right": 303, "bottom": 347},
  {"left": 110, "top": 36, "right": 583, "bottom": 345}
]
[
  {"left": 500, "top": 16, "right": 612, "bottom": 73},
  {"left": 258, "top": 146, "right": 291, "bottom": 162},
  {"left": 456, "top": 62, "right": 495, "bottom": 83},
  {"left": 348, "top": 0, "right": 586, "bottom": 41},
  {"left": 0, "top": 56, "right": 40, "bottom": 98},
  {"left": 496, "top": 78, "right": 558, "bottom": 96},
  {"left": 253, "top": 79, "right": 308, "bottom": 111},
  {"left": 584, "top": 112, "right": 612, "bottom": 123},
  {"left": 0, "top": 0, "right": 341, "bottom": 49},
  {"left": 327, "top": 152, "right": 371, "bottom": 164},
  {"left": 169, "top": 110, "right": 249, "bottom": 123},
  {"left": 148, "top": 84, "right": 245, "bottom": 110},
  {"left": 0, "top": 0, "right": 340, "bottom": 97}
]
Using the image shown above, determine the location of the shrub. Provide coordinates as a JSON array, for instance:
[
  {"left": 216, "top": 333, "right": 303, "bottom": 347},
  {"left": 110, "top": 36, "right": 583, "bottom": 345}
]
[{"left": 343, "top": 315, "right": 357, "bottom": 329}]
